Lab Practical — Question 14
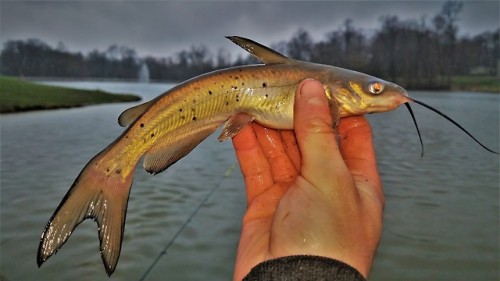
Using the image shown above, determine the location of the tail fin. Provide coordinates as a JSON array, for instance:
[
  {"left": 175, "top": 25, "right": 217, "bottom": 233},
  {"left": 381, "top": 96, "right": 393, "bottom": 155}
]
[{"left": 37, "top": 158, "right": 133, "bottom": 276}]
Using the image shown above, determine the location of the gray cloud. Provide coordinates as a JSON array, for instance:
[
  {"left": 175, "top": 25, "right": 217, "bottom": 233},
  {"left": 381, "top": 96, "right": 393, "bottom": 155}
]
[{"left": 1, "top": 1, "right": 498, "bottom": 58}]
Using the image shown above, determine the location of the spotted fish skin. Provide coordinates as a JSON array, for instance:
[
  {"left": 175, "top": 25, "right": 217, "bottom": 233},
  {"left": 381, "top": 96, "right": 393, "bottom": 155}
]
[{"left": 37, "top": 36, "right": 408, "bottom": 276}]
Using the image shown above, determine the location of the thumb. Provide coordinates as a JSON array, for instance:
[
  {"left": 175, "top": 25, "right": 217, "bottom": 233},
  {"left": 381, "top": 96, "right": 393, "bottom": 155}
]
[{"left": 294, "top": 79, "right": 348, "bottom": 185}]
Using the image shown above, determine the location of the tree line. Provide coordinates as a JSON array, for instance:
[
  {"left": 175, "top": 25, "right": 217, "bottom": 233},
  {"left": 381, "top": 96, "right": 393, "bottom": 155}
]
[{"left": 1, "top": 1, "right": 497, "bottom": 89}]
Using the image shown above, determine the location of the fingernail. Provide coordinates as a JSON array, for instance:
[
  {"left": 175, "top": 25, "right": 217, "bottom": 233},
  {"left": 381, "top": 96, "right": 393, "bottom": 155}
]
[{"left": 300, "top": 79, "right": 324, "bottom": 105}]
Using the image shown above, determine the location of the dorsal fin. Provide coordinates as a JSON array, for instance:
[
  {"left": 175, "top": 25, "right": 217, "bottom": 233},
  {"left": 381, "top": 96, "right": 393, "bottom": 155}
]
[
  {"left": 118, "top": 100, "right": 154, "bottom": 127},
  {"left": 226, "top": 36, "right": 291, "bottom": 65}
]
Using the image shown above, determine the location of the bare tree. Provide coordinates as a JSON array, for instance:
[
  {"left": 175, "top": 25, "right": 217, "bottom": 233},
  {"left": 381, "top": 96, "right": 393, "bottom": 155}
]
[
  {"left": 433, "top": 1, "right": 463, "bottom": 85},
  {"left": 287, "top": 29, "right": 314, "bottom": 60}
]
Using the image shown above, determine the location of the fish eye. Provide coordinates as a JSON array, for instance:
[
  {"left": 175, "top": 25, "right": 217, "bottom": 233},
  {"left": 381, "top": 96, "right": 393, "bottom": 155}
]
[{"left": 368, "top": 81, "right": 385, "bottom": 95}]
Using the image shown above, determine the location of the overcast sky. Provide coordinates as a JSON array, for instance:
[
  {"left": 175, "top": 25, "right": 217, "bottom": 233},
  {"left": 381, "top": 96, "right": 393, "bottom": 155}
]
[{"left": 1, "top": 1, "right": 498, "bottom": 58}]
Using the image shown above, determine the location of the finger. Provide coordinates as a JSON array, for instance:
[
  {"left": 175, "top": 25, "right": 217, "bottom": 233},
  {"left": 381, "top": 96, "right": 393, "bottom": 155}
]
[
  {"left": 232, "top": 125, "right": 274, "bottom": 203},
  {"left": 253, "top": 124, "right": 298, "bottom": 184},
  {"left": 338, "top": 116, "right": 383, "bottom": 205},
  {"left": 293, "top": 79, "right": 353, "bottom": 197}
]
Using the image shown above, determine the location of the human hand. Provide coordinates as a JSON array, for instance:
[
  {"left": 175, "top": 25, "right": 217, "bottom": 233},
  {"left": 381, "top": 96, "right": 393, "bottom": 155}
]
[{"left": 231, "top": 79, "right": 384, "bottom": 280}]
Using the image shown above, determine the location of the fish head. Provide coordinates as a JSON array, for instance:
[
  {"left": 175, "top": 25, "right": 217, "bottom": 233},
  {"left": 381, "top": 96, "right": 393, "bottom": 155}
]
[{"left": 327, "top": 68, "right": 410, "bottom": 117}]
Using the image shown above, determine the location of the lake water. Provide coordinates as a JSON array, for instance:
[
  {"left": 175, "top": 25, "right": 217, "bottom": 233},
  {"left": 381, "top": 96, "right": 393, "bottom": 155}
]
[{"left": 1, "top": 81, "right": 498, "bottom": 281}]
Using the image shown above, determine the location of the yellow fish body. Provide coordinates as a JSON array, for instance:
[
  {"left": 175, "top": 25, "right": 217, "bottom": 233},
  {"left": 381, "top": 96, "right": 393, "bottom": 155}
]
[{"left": 37, "top": 36, "right": 409, "bottom": 275}]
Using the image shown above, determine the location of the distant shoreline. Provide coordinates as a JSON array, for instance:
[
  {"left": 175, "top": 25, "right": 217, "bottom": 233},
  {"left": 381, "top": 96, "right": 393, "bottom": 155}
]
[
  {"left": 0, "top": 76, "right": 141, "bottom": 114},
  {"left": 24, "top": 75, "right": 499, "bottom": 93},
  {"left": 24, "top": 76, "right": 178, "bottom": 84},
  {"left": 2, "top": 74, "right": 497, "bottom": 114}
]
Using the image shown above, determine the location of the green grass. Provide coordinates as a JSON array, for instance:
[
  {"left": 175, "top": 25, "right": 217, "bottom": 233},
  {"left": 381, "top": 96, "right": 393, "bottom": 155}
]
[
  {"left": 0, "top": 76, "right": 141, "bottom": 113},
  {"left": 451, "top": 76, "right": 499, "bottom": 93}
]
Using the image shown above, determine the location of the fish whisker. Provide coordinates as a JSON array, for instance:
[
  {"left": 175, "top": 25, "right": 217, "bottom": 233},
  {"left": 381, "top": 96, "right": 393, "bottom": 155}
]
[
  {"left": 410, "top": 98, "right": 499, "bottom": 154},
  {"left": 404, "top": 102, "right": 424, "bottom": 157}
]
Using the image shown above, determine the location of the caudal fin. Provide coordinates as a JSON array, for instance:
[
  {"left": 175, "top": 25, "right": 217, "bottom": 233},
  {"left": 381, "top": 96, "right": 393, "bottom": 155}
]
[{"left": 37, "top": 159, "right": 133, "bottom": 276}]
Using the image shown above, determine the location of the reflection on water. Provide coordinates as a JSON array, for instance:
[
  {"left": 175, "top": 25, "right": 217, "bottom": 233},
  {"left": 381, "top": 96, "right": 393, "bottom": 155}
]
[{"left": 1, "top": 82, "right": 498, "bottom": 281}]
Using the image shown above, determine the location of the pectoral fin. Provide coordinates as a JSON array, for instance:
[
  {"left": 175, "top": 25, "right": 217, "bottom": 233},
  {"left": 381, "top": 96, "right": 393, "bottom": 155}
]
[
  {"left": 328, "top": 97, "right": 340, "bottom": 129},
  {"left": 218, "top": 113, "right": 255, "bottom": 141}
]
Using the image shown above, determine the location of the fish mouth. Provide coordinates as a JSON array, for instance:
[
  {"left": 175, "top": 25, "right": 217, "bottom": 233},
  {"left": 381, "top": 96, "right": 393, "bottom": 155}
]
[{"left": 368, "top": 89, "right": 410, "bottom": 113}]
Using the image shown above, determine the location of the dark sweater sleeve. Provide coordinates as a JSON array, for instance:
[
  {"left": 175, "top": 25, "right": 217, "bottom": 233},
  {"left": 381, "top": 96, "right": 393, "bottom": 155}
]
[{"left": 242, "top": 255, "right": 367, "bottom": 281}]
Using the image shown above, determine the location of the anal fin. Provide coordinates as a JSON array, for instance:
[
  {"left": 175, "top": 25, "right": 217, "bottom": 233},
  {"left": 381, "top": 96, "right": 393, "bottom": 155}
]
[{"left": 143, "top": 120, "right": 223, "bottom": 174}]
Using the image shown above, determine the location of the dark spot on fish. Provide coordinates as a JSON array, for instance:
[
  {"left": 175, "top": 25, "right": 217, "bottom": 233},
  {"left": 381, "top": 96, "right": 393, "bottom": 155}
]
[
  {"left": 115, "top": 169, "right": 122, "bottom": 175},
  {"left": 191, "top": 108, "right": 195, "bottom": 112},
  {"left": 241, "top": 82, "right": 245, "bottom": 86},
  {"left": 192, "top": 99, "right": 196, "bottom": 103},
  {"left": 179, "top": 108, "right": 183, "bottom": 112},
  {"left": 151, "top": 133, "right": 155, "bottom": 138},
  {"left": 140, "top": 123, "right": 144, "bottom": 128},
  {"left": 181, "top": 116, "right": 185, "bottom": 119},
  {"left": 106, "top": 168, "right": 110, "bottom": 172},
  {"left": 262, "top": 82, "right": 267, "bottom": 88},
  {"left": 232, "top": 86, "right": 238, "bottom": 90},
  {"left": 234, "top": 76, "right": 239, "bottom": 80},
  {"left": 226, "top": 101, "right": 229, "bottom": 106},
  {"left": 192, "top": 116, "right": 197, "bottom": 121},
  {"left": 265, "top": 94, "right": 269, "bottom": 98},
  {"left": 236, "top": 99, "right": 240, "bottom": 102},
  {"left": 208, "top": 90, "right": 213, "bottom": 95}
]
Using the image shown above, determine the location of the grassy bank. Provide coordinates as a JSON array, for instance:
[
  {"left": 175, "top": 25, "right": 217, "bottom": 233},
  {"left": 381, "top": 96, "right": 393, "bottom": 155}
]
[
  {"left": 0, "top": 76, "right": 141, "bottom": 113},
  {"left": 451, "top": 76, "right": 499, "bottom": 93}
]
